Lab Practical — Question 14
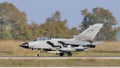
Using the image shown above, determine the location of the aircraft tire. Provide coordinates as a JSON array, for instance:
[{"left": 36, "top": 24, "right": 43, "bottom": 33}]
[
  {"left": 37, "top": 54, "right": 40, "bottom": 57},
  {"left": 68, "top": 52, "right": 72, "bottom": 57},
  {"left": 59, "top": 53, "right": 64, "bottom": 56}
]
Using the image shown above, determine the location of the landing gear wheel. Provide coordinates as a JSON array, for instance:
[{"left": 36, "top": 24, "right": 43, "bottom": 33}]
[
  {"left": 59, "top": 53, "right": 64, "bottom": 56},
  {"left": 68, "top": 52, "right": 72, "bottom": 57},
  {"left": 37, "top": 54, "right": 40, "bottom": 57}
]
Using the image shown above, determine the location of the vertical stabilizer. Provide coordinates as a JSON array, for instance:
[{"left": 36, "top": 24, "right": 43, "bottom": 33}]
[{"left": 73, "top": 24, "right": 103, "bottom": 41}]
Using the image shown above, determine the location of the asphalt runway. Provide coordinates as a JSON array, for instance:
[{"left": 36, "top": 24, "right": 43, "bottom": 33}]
[{"left": 0, "top": 56, "right": 120, "bottom": 60}]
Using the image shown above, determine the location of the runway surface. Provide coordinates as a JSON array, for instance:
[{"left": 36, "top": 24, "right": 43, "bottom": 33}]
[{"left": 0, "top": 56, "right": 120, "bottom": 60}]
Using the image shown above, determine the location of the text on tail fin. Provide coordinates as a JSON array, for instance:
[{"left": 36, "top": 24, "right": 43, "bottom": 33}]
[{"left": 73, "top": 24, "right": 103, "bottom": 41}]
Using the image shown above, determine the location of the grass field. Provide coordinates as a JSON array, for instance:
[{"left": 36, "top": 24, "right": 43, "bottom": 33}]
[
  {"left": 0, "top": 59, "right": 120, "bottom": 67},
  {"left": 0, "top": 40, "right": 120, "bottom": 56}
]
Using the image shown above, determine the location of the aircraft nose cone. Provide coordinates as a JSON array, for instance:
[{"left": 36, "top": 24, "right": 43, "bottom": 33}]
[{"left": 19, "top": 42, "right": 29, "bottom": 48}]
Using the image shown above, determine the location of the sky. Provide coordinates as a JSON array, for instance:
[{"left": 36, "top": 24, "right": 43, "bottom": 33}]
[{"left": 0, "top": 0, "right": 120, "bottom": 28}]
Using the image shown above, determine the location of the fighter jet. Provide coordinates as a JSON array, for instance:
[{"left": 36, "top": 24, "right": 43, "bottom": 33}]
[{"left": 20, "top": 23, "right": 103, "bottom": 57}]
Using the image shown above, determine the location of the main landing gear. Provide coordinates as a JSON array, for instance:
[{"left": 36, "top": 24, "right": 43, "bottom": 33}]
[
  {"left": 67, "top": 52, "right": 72, "bottom": 57},
  {"left": 59, "top": 52, "right": 72, "bottom": 57},
  {"left": 59, "top": 52, "right": 64, "bottom": 56}
]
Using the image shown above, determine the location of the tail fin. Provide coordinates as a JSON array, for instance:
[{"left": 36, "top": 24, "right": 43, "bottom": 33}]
[{"left": 73, "top": 24, "right": 103, "bottom": 41}]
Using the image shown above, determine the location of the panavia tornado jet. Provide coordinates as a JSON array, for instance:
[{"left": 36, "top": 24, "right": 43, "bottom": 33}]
[{"left": 20, "top": 24, "right": 103, "bottom": 57}]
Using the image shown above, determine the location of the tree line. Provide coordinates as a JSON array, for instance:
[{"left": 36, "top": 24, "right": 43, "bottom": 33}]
[{"left": 0, "top": 2, "right": 119, "bottom": 41}]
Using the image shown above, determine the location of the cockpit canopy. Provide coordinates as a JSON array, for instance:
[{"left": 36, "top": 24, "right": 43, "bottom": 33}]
[{"left": 33, "top": 37, "right": 51, "bottom": 41}]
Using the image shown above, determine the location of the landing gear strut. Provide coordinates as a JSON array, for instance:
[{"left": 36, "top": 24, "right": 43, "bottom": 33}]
[
  {"left": 37, "top": 49, "right": 41, "bottom": 57},
  {"left": 67, "top": 52, "right": 72, "bottom": 57}
]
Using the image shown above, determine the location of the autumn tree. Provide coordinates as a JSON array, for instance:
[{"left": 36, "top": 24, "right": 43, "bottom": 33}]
[
  {"left": 69, "top": 27, "right": 80, "bottom": 37},
  {"left": 0, "top": 2, "right": 32, "bottom": 40},
  {"left": 30, "top": 22, "right": 42, "bottom": 39},
  {"left": 81, "top": 7, "right": 117, "bottom": 41},
  {"left": 51, "top": 10, "right": 61, "bottom": 21},
  {"left": 0, "top": 24, "right": 12, "bottom": 40},
  {"left": 38, "top": 11, "right": 71, "bottom": 38}
]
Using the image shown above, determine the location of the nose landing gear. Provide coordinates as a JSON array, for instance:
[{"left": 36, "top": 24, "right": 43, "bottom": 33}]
[{"left": 37, "top": 49, "right": 41, "bottom": 57}]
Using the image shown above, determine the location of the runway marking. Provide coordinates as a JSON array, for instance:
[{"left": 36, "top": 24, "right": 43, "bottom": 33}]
[{"left": 0, "top": 56, "right": 120, "bottom": 60}]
